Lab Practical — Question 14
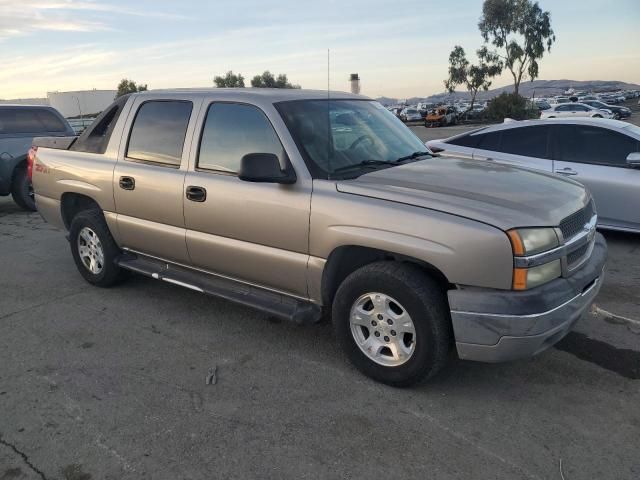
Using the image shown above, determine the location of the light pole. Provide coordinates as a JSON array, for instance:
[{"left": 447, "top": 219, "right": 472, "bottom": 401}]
[{"left": 72, "top": 95, "right": 82, "bottom": 123}]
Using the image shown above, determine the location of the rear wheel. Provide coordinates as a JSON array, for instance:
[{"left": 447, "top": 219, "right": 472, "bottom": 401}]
[
  {"left": 593, "top": 114, "right": 602, "bottom": 118},
  {"left": 332, "top": 262, "right": 451, "bottom": 387},
  {"left": 69, "top": 209, "right": 128, "bottom": 287},
  {"left": 11, "top": 166, "right": 36, "bottom": 211}
]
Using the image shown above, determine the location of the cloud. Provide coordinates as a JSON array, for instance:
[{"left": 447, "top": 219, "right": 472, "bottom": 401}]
[{"left": 0, "top": 0, "right": 187, "bottom": 40}]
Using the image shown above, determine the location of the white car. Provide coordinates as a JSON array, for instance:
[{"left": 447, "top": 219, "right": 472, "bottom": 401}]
[
  {"left": 540, "top": 103, "right": 613, "bottom": 119},
  {"left": 399, "top": 108, "right": 422, "bottom": 122},
  {"left": 426, "top": 118, "right": 640, "bottom": 232}
]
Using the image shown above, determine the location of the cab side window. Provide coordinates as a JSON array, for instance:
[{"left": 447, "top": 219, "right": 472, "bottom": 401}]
[
  {"left": 197, "top": 103, "right": 285, "bottom": 173},
  {"left": 126, "top": 100, "right": 193, "bottom": 166}
]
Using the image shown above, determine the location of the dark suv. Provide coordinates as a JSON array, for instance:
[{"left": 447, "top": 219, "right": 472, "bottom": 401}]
[{"left": 0, "top": 105, "right": 74, "bottom": 210}]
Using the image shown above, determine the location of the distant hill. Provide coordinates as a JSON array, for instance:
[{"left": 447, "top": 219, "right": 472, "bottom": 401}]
[{"left": 377, "top": 79, "right": 640, "bottom": 105}]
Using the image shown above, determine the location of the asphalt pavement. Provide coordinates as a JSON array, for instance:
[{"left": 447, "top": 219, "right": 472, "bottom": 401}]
[{"left": 1, "top": 111, "right": 640, "bottom": 478}]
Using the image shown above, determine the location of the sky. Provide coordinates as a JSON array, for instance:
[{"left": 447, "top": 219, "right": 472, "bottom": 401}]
[{"left": 0, "top": 0, "right": 639, "bottom": 100}]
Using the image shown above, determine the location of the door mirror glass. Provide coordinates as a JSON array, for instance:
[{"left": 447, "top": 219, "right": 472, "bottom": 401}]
[
  {"left": 238, "top": 153, "right": 296, "bottom": 184},
  {"left": 626, "top": 152, "right": 640, "bottom": 168}
]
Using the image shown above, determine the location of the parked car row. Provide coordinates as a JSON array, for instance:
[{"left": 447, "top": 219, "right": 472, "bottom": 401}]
[
  {"left": 388, "top": 101, "right": 487, "bottom": 125},
  {"left": 427, "top": 118, "right": 640, "bottom": 233}
]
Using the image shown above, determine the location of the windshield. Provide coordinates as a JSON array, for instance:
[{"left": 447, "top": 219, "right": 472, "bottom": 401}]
[{"left": 277, "top": 99, "right": 430, "bottom": 178}]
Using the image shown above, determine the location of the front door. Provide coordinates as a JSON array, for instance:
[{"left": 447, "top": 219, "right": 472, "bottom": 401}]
[
  {"left": 183, "top": 102, "right": 311, "bottom": 297},
  {"left": 114, "top": 97, "right": 200, "bottom": 264},
  {"left": 550, "top": 124, "right": 640, "bottom": 230}
]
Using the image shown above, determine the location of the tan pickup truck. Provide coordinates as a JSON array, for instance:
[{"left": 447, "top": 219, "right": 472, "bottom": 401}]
[{"left": 32, "top": 89, "right": 606, "bottom": 386}]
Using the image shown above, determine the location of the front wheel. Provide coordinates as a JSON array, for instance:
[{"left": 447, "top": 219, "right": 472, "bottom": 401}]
[
  {"left": 593, "top": 114, "right": 602, "bottom": 118},
  {"left": 332, "top": 262, "right": 451, "bottom": 387},
  {"left": 11, "top": 166, "right": 36, "bottom": 211},
  {"left": 69, "top": 209, "right": 128, "bottom": 287}
]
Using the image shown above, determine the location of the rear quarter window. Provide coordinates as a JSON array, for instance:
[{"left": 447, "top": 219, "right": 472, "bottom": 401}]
[{"left": 447, "top": 133, "right": 481, "bottom": 148}]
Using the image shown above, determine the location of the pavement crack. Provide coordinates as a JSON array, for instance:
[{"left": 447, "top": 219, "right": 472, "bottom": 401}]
[
  {"left": 0, "top": 435, "right": 48, "bottom": 480},
  {"left": 0, "top": 290, "right": 86, "bottom": 321}
]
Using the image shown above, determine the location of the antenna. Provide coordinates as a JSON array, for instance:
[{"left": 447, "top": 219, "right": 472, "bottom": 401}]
[
  {"left": 327, "top": 48, "right": 331, "bottom": 178},
  {"left": 327, "top": 48, "right": 330, "bottom": 97}
]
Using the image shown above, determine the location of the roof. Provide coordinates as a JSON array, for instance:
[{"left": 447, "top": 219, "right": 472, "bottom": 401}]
[
  {"left": 469, "top": 117, "right": 634, "bottom": 134},
  {"left": 135, "top": 87, "right": 368, "bottom": 102},
  {"left": 0, "top": 104, "right": 56, "bottom": 109}
]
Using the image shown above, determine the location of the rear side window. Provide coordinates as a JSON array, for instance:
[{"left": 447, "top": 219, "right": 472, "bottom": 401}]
[
  {"left": 0, "top": 108, "right": 67, "bottom": 134},
  {"left": 197, "top": 103, "right": 285, "bottom": 173},
  {"left": 499, "top": 126, "right": 548, "bottom": 158},
  {"left": 553, "top": 125, "right": 639, "bottom": 167},
  {"left": 127, "top": 101, "right": 192, "bottom": 166}
]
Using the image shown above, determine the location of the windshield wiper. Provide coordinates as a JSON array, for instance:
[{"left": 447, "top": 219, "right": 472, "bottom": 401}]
[
  {"left": 331, "top": 159, "right": 397, "bottom": 174},
  {"left": 394, "top": 151, "right": 432, "bottom": 163}
]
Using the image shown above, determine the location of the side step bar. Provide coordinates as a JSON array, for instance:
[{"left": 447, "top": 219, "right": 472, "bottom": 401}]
[{"left": 116, "top": 252, "right": 322, "bottom": 325}]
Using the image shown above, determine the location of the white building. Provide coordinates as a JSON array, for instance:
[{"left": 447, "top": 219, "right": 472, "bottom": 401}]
[{"left": 47, "top": 89, "right": 116, "bottom": 118}]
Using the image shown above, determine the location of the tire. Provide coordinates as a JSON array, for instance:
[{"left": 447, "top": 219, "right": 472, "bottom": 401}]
[
  {"left": 69, "top": 209, "right": 127, "bottom": 287},
  {"left": 11, "top": 166, "right": 36, "bottom": 212},
  {"left": 593, "top": 114, "right": 602, "bottom": 118},
  {"left": 332, "top": 261, "right": 451, "bottom": 387}
]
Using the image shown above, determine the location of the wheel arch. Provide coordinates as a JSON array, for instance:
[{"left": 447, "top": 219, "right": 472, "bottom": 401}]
[
  {"left": 320, "top": 245, "right": 451, "bottom": 306},
  {"left": 8, "top": 154, "right": 28, "bottom": 186},
  {"left": 60, "top": 192, "right": 103, "bottom": 230}
]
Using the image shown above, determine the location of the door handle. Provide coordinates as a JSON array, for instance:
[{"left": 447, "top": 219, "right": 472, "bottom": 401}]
[
  {"left": 555, "top": 168, "right": 578, "bottom": 176},
  {"left": 186, "top": 186, "right": 207, "bottom": 202},
  {"left": 119, "top": 176, "right": 135, "bottom": 190}
]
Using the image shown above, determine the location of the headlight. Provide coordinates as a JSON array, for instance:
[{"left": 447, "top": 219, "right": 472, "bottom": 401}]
[
  {"left": 507, "top": 228, "right": 561, "bottom": 290},
  {"left": 513, "top": 260, "right": 562, "bottom": 290},
  {"left": 507, "top": 228, "right": 559, "bottom": 255}
]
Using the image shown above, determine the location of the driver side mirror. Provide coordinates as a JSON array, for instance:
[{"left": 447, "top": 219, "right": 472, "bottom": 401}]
[
  {"left": 238, "top": 153, "right": 296, "bottom": 184},
  {"left": 626, "top": 152, "right": 640, "bottom": 168}
]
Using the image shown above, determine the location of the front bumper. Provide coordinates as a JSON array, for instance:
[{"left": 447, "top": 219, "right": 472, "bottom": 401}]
[{"left": 447, "top": 233, "right": 607, "bottom": 363}]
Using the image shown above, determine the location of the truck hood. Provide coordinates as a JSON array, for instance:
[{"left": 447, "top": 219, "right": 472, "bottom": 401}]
[{"left": 336, "top": 156, "right": 590, "bottom": 231}]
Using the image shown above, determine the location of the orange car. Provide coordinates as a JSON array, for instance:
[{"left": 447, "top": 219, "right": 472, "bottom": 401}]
[{"left": 424, "top": 107, "right": 457, "bottom": 127}]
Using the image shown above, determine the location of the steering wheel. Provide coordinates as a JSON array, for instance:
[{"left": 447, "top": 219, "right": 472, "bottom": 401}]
[{"left": 349, "top": 135, "right": 376, "bottom": 150}]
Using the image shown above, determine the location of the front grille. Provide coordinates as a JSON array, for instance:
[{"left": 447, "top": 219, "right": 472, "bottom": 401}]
[
  {"left": 559, "top": 200, "right": 594, "bottom": 240},
  {"left": 567, "top": 243, "right": 589, "bottom": 267}
]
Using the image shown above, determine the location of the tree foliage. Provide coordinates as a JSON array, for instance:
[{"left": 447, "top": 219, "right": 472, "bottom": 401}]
[
  {"left": 478, "top": 0, "right": 555, "bottom": 96},
  {"left": 250, "top": 71, "right": 300, "bottom": 89},
  {"left": 213, "top": 70, "right": 245, "bottom": 88},
  {"left": 116, "top": 79, "right": 148, "bottom": 97},
  {"left": 484, "top": 92, "right": 538, "bottom": 120},
  {"left": 444, "top": 45, "right": 502, "bottom": 110}
]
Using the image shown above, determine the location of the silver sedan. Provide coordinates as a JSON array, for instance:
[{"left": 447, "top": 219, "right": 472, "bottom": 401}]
[{"left": 427, "top": 118, "right": 640, "bottom": 233}]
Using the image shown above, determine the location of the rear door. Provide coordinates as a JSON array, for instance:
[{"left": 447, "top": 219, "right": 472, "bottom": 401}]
[
  {"left": 113, "top": 96, "right": 202, "bottom": 264},
  {"left": 183, "top": 101, "right": 311, "bottom": 298},
  {"left": 551, "top": 124, "right": 640, "bottom": 230},
  {"left": 472, "top": 125, "right": 553, "bottom": 172}
]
